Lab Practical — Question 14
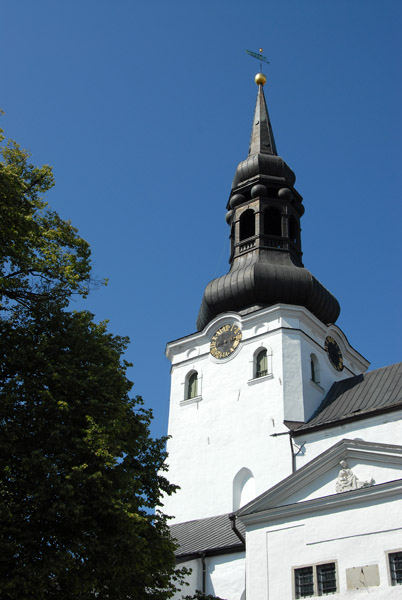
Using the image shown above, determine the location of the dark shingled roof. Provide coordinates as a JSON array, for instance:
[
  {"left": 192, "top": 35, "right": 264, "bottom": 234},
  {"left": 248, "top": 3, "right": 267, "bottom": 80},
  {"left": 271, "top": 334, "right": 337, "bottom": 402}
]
[
  {"left": 170, "top": 513, "right": 245, "bottom": 560},
  {"left": 293, "top": 362, "right": 402, "bottom": 435}
]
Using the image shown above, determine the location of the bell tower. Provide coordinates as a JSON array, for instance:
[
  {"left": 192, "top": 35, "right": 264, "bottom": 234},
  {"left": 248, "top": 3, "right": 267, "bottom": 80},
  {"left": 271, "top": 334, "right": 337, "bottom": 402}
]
[
  {"left": 163, "top": 74, "right": 368, "bottom": 525},
  {"left": 197, "top": 73, "right": 340, "bottom": 332}
]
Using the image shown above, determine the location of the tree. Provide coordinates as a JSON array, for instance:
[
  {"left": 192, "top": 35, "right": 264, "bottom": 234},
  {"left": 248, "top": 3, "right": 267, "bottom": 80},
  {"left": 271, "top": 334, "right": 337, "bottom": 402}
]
[
  {"left": 0, "top": 127, "right": 183, "bottom": 598},
  {"left": 182, "top": 592, "right": 226, "bottom": 600},
  {"left": 0, "top": 126, "right": 92, "bottom": 312}
]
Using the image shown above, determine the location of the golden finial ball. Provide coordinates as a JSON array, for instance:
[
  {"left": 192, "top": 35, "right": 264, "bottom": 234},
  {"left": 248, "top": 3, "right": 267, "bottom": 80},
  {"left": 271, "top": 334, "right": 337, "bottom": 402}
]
[{"left": 255, "top": 72, "right": 267, "bottom": 86}]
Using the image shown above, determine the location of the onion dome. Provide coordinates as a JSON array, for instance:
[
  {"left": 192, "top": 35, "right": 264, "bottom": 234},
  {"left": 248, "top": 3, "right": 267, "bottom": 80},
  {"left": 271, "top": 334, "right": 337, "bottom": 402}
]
[{"left": 196, "top": 74, "right": 340, "bottom": 331}]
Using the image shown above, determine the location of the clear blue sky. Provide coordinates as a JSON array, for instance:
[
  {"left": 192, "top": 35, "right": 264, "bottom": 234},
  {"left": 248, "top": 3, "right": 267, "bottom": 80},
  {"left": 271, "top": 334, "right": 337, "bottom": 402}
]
[{"left": 2, "top": 0, "right": 401, "bottom": 440}]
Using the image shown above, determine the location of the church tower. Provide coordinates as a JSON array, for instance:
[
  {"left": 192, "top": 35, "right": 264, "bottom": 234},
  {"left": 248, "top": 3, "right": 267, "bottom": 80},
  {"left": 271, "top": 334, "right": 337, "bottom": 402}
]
[{"left": 164, "top": 74, "right": 369, "bottom": 525}]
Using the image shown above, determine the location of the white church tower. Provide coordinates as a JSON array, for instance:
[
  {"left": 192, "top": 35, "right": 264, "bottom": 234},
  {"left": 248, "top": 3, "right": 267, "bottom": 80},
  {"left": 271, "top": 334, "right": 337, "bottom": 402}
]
[
  {"left": 163, "top": 72, "right": 369, "bottom": 528},
  {"left": 159, "top": 73, "right": 402, "bottom": 600}
]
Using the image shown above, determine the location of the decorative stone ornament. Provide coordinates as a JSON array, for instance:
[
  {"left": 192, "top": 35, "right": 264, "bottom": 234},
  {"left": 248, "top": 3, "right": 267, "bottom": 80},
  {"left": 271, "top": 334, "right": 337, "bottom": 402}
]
[
  {"left": 229, "top": 193, "right": 246, "bottom": 209},
  {"left": 250, "top": 184, "right": 267, "bottom": 198},
  {"left": 335, "top": 460, "right": 374, "bottom": 493},
  {"left": 225, "top": 210, "right": 233, "bottom": 224},
  {"left": 278, "top": 187, "right": 293, "bottom": 201}
]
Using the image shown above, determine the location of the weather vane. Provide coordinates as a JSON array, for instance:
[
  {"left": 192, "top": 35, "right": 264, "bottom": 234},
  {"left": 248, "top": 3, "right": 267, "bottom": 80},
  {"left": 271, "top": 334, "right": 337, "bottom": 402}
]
[{"left": 245, "top": 48, "right": 269, "bottom": 73}]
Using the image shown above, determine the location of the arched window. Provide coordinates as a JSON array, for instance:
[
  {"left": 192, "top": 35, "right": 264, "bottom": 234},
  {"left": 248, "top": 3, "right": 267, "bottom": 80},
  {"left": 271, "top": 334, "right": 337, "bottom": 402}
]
[
  {"left": 233, "top": 467, "right": 255, "bottom": 511},
  {"left": 310, "top": 354, "right": 320, "bottom": 384},
  {"left": 251, "top": 346, "right": 272, "bottom": 380},
  {"left": 239, "top": 209, "right": 255, "bottom": 241},
  {"left": 289, "top": 215, "right": 298, "bottom": 244},
  {"left": 186, "top": 371, "right": 198, "bottom": 399},
  {"left": 264, "top": 207, "right": 282, "bottom": 236},
  {"left": 256, "top": 349, "right": 268, "bottom": 378}
]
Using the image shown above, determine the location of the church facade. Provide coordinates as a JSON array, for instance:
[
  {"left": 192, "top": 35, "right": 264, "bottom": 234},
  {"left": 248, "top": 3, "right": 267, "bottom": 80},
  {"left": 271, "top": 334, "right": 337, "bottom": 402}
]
[{"left": 163, "top": 73, "right": 402, "bottom": 599}]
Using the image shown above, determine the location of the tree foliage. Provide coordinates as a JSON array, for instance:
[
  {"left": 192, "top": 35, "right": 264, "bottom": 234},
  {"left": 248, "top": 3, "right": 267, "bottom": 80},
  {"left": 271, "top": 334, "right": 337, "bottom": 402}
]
[
  {"left": 0, "top": 127, "right": 92, "bottom": 311},
  {"left": 182, "top": 592, "right": 226, "bottom": 600},
  {"left": 0, "top": 127, "right": 182, "bottom": 598}
]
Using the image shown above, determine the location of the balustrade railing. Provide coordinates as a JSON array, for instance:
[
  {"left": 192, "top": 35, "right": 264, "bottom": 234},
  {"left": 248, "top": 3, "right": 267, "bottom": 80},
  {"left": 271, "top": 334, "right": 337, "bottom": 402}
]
[
  {"left": 235, "top": 235, "right": 300, "bottom": 256},
  {"left": 238, "top": 239, "right": 256, "bottom": 252}
]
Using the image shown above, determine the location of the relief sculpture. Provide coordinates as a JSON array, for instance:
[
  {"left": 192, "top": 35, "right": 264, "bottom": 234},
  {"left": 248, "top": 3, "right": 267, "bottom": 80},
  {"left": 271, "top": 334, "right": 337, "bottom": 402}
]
[{"left": 336, "top": 459, "right": 374, "bottom": 493}]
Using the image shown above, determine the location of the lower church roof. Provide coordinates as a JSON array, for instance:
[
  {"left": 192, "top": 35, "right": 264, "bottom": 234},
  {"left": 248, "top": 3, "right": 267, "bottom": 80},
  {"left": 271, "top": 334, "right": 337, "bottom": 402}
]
[
  {"left": 170, "top": 513, "right": 245, "bottom": 562},
  {"left": 293, "top": 362, "right": 402, "bottom": 435}
]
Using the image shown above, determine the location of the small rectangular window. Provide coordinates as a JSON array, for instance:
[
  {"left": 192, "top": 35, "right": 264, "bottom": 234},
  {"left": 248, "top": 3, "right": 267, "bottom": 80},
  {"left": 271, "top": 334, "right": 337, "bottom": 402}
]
[
  {"left": 295, "top": 566, "right": 314, "bottom": 598},
  {"left": 294, "top": 562, "right": 337, "bottom": 598},
  {"left": 317, "top": 563, "right": 337, "bottom": 595},
  {"left": 389, "top": 551, "right": 402, "bottom": 585}
]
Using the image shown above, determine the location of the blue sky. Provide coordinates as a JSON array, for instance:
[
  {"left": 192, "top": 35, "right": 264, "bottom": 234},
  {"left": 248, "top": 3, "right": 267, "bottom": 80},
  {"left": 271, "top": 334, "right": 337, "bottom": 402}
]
[{"left": 2, "top": 0, "right": 401, "bottom": 441}]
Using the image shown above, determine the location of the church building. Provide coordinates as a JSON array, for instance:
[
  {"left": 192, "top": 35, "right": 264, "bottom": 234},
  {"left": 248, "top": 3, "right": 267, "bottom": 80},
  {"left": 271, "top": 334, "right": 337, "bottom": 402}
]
[{"left": 163, "top": 72, "right": 402, "bottom": 600}]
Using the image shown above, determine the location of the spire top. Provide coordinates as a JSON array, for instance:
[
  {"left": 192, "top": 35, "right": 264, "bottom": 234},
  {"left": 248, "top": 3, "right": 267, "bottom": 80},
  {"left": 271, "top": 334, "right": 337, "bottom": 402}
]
[
  {"left": 248, "top": 78, "right": 277, "bottom": 156},
  {"left": 255, "top": 72, "right": 267, "bottom": 85},
  {"left": 245, "top": 48, "right": 269, "bottom": 73}
]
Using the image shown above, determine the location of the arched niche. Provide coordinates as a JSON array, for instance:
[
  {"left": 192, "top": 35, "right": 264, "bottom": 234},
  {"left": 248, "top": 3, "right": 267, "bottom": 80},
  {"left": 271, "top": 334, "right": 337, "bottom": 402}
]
[{"left": 233, "top": 467, "right": 255, "bottom": 511}]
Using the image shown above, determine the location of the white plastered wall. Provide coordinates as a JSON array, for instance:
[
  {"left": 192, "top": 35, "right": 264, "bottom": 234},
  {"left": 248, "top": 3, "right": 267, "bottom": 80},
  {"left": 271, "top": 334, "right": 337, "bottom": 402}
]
[
  {"left": 244, "top": 492, "right": 402, "bottom": 599},
  {"left": 171, "top": 553, "right": 245, "bottom": 600}
]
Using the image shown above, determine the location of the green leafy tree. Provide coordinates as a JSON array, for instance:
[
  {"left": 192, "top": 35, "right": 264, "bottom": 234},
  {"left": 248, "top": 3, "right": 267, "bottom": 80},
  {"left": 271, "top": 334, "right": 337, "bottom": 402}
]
[
  {"left": 0, "top": 126, "right": 92, "bottom": 311},
  {"left": 182, "top": 592, "right": 226, "bottom": 600},
  {"left": 0, "top": 128, "right": 183, "bottom": 598}
]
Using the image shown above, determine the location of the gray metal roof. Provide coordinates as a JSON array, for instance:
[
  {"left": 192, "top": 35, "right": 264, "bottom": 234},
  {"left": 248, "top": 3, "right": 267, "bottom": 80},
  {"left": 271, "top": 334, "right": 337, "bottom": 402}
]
[
  {"left": 293, "top": 362, "right": 402, "bottom": 435},
  {"left": 170, "top": 513, "right": 245, "bottom": 559}
]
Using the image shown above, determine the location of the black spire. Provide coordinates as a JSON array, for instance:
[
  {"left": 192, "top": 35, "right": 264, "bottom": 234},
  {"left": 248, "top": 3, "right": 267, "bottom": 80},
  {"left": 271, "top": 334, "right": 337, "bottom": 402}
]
[
  {"left": 248, "top": 80, "right": 277, "bottom": 156},
  {"left": 196, "top": 76, "right": 340, "bottom": 331}
]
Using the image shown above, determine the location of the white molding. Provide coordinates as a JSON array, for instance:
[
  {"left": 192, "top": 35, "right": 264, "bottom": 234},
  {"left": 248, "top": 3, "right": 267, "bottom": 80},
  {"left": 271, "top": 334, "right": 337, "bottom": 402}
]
[
  {"left": 309, "top": 379, "right": 325, "bottom": 393},
  {"left": 248, "top": 373, "right": 274, "bottom": 386},
  {"left": 180, "top": 395, "right": 202, "bottom": 407}
]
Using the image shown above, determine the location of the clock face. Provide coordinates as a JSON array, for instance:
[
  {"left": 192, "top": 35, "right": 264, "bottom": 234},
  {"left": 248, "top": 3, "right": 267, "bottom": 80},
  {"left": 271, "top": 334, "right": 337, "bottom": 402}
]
[
  {"left": 324, "top": 335, "right": 344, "bottom": 371},
  {"left": 210, "top": 324, "right": 242, "bottom": 359}
]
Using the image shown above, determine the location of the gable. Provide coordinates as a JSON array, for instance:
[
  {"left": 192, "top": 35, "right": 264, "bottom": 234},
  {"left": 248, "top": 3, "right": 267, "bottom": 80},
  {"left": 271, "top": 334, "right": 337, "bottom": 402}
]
[
  {"left": 284, "top": 453, "right": 402, "bottom": 505},
  {"left": 237, "top": 439, "right": 402, "bottom": 521}
]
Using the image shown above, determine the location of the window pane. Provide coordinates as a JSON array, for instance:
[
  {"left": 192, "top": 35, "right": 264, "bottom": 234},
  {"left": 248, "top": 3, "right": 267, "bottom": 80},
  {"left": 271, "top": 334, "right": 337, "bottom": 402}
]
[
  {"left": 310, "top": 357, "right": 315, "bottom": 381},
  {"left": 256, "top": 350, "right": 267, "bottom": 378},
  {"left": 317, "top": 563, "right": 337, "bottom": 595},
  {"left": 390, "top": 552, "right": 402, "bottom": 585},
  {"left": 295, "top": 566, "right": 314, "bottom": 598},
  {"left": 188, "top": 373, "right": 198, "bottom": 399}
]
